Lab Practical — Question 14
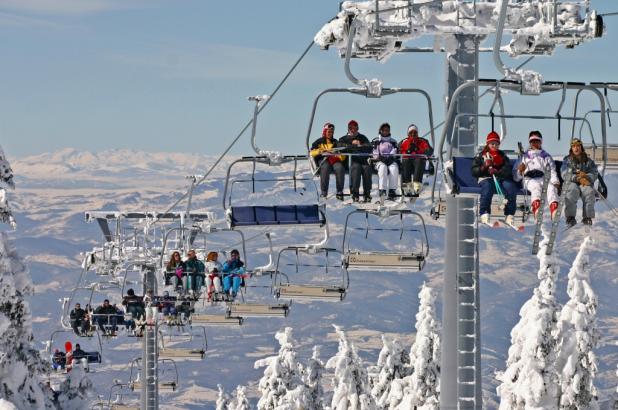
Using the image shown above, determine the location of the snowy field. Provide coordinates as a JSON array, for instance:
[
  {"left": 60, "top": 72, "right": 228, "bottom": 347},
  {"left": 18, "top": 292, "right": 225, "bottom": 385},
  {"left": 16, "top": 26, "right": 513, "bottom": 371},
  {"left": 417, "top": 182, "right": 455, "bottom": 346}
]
[{"left": 6, "top": 148, "right": 618, "bottom": 408}]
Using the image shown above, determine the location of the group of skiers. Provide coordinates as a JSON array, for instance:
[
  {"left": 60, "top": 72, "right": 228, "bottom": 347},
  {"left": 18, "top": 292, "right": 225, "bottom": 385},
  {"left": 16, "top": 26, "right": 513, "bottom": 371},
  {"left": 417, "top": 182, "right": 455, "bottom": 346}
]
[
  {"left": 165, "top": 248, "right": 246, "bottom": 302},
  {"left": 51, "top": 343, "right": 89, "bottom": 372},
  {"left": 473, "top": 130, "right": 599, "bottom": 227},
  {"left": 310, "top": 121, "right": 434, "bottom": 202}
]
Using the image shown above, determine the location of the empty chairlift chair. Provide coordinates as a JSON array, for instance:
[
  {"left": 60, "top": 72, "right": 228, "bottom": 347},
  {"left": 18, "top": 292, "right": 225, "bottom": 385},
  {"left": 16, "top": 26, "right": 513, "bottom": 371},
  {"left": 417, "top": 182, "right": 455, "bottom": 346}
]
[
  {"left": 158, "top": 327, "right": 207, "bottom": 361},
  {"left": 129, "top": 357, "right": 178, "bottom": 393},
  {"left": 273, "top": 246, "right": 348, "bottom": 301},
  {"left": 342, "top": 208, "right": 429, "bottom": 271}
]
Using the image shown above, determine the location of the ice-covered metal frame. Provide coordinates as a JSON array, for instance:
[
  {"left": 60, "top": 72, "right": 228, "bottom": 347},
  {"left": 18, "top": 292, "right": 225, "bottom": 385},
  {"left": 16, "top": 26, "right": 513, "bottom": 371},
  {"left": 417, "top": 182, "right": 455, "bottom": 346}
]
[{"left": 316, "top": 1, "right": 603, "bottom": 61}]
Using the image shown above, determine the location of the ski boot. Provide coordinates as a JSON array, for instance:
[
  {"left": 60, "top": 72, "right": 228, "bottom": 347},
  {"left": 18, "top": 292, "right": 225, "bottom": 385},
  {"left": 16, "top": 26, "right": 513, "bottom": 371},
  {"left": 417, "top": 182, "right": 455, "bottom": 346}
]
[
  {"left": 336, "top": 192, "right": 344, "bottom": 201},
  {"left": 582, "top": 217, "right": 593, "bottom": 225},
  {"left": 387, "top": 189, "right": 397, "bottom": 201},
  {"left": 549, "top": 201, "right": 559, "bottom": 221},
  {"left": 531, "top": 199, "right": 541, "bottom": 220},
  {"left": 413, "top": 182, "right": 422, "bottom": 196},
  {"left": 566, "top": 216, "right": 576, "bottom": 227}
]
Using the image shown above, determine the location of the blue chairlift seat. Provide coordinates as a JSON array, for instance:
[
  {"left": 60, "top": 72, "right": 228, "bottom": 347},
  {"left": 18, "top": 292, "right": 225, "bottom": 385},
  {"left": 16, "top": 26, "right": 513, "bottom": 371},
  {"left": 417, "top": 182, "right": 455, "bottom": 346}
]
[
  {"left": 230, "top": 204, "right": 325, "bottom": 227},
  {"left": 452, "top": 157, "right": 528, "bottom": 195},
  {"left": 73, "top": 351, "right": 101, "bottom": 364}
]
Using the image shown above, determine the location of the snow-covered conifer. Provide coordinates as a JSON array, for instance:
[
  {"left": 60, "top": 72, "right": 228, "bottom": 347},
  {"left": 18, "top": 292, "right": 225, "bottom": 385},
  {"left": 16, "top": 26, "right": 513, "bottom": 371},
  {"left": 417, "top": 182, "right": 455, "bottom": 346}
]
[
  {"left": 217, "top": 384, "right": 231, "bottom": 410},
  {"left": 54, "top": 366, "right": 93, "bottom": 409},
  {"left": 230, "top": 385, "right": 251, "bottom": 410},
  {"left": 0, "top": 232, "right": 57, "bottom": 408},
  {"left": 496, "top": 231, "right": 561, "bottom": 409},
  {"left": 387, "top": 283, "right": 440, "bottom": 410},
  {"left": 370, "top": 335, "right": 409, "bottom": 408},
  {"left": 556, "top": 236, "right": 599, "bottom": 409},
  {"left": 0, "top": 145, "right": 15, "bottom": 229},
  {"left": 254, "top": 327, "right": 307, "bottom": 410},
  {"left": 326, "top": 325, "right": 376, "bottom": 410},
  {"left": 302, "top": 345, "right": 325, "bottom": 410}
]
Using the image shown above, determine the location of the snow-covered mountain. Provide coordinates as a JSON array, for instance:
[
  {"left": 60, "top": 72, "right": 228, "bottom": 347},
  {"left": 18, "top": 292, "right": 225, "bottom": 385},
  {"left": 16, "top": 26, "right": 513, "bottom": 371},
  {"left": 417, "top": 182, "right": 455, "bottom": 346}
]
[{"left": 6, "top": 148, "right": 618, "bottom": 409}]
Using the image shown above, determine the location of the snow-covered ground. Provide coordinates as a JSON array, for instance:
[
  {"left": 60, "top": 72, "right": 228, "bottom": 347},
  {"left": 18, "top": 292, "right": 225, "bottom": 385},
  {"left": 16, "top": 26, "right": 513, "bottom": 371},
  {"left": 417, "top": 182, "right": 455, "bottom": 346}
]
[{"left": 6, "top": 148, "right": 618, "bottom": 408}]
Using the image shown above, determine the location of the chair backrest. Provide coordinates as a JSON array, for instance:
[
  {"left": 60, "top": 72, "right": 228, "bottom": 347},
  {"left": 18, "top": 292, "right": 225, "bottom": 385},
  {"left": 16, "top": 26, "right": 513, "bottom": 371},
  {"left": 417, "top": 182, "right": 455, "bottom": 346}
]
[{"left": 230, "top": 205, "right": 325, "bottom": 227}]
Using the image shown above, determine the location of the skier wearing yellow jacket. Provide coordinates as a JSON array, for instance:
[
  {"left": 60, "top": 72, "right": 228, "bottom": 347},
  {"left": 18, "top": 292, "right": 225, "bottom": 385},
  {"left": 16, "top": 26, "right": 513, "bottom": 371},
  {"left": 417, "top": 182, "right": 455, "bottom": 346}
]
[{"left": 310, "top": 122, "right": 346, "bottom": 200}]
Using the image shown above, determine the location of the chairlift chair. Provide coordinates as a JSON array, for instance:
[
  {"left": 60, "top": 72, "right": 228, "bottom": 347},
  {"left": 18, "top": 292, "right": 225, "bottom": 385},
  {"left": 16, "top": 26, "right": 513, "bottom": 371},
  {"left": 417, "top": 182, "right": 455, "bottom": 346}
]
[
  {"left": 128, "top": 357, "right": 178, "bottom": 392},
  {"left": 342, "top": 208, "right": 429, "bottom": 271},
  {"left": 222, "top": 156, "right": 328, "bottom": 229},
  {"left": 158, "top": 327, "right": 207, "bottom": 360},
  {"left": 272, "top": 246, "right": 348, "bottom": 301},
  {"left": 432, "top": 79, "right": 608, "bottom": 220},
  {"left": 47, "top": 329, "right": 103, "bottom": 373}
]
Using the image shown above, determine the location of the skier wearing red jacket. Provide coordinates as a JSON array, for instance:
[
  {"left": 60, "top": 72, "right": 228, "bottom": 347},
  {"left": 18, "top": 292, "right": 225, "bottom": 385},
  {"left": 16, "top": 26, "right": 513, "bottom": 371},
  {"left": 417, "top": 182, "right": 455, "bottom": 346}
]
[{"left": 398, "top": 124, "right": 433, "bottom": 196}]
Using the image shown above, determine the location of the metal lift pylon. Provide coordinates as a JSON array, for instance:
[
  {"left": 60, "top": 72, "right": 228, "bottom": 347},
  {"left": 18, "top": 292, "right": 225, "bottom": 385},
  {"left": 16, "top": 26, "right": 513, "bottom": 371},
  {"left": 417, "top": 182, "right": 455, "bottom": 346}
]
[
  {"left": 440, "top": 35, "right": 481, "bottom": 410},
  {"left": 141, "top": 266, "right": 158, "bottom": 410}
]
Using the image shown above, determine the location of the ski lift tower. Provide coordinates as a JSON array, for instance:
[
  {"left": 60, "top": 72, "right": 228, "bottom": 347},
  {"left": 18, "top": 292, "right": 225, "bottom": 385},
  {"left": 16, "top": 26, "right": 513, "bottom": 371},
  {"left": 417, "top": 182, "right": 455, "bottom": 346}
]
[{"left": 315, "top": 1, "right": 604, "bottom": 408}]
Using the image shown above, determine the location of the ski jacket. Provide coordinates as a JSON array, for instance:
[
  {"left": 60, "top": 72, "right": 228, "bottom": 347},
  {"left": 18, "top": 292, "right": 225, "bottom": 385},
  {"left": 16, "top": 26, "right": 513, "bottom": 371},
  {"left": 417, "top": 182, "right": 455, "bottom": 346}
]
[
  {"left": 122, "top": 295, "right": 144, "bottom": 309},
  {"left": 52, "top": 351, "right": 66, "bottom": 366},
  {"left": 206, "top": 260, "right": 222, "bottom": 274},
  {"left": 72, "top": 348, "right": 87, "bottom": 361},
  {"left": 338, "top": 133, "right": 371, "bottom": 164},
  {"left": 471, "top": 149, "right": 513, "bottom": 183},
  {"left": 222, "top": 259, "right": 246, "bottom": 275},
  {"left": 513, "top": 149, "right": 559, "bottom": 185},
  {"left": 70, "top": 308, "right": 86, "bottom": 322},
  {"left": 560, "top": 154, "right": 598, "bottom": 185},
  {"left": 94, "top": 305, "right": 116, "bottom": 316},
  {"left": 185, "top": 258, "right": 205, "bottom": 275},
  {"left": 310, "top": 137, "right": 345, "bottom": 164},
  {"left": 166, "top": 260, "right": 185, "bottom": 272},
  {"left": 372, "top": 135, "right": 398, "bottom": 165},
  {"left": 398, "top": 136, "right": 433, "bottom": 159}
]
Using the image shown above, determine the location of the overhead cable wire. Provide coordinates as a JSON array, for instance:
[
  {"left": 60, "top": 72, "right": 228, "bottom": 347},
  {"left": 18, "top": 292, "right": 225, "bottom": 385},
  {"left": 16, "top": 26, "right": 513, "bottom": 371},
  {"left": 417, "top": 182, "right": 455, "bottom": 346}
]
[{"left": 153, "top": 40, "right": 315, "bottom": 224}]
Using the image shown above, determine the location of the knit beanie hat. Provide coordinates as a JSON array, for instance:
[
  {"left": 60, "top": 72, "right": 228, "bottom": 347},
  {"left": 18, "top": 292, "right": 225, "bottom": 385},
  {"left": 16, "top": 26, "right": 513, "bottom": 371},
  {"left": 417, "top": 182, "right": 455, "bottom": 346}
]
[
  {"left": 486, "top": 131, "right": 500, "bottom": 144},
  {"left": 407, "top": 124, "right": 418, "bottom": 134},
  {"left": 322, "top": 122, "right": 335, "bottom": 137},
  {"left": 348, "top": 120, "right": 358, "bottom": 128}
]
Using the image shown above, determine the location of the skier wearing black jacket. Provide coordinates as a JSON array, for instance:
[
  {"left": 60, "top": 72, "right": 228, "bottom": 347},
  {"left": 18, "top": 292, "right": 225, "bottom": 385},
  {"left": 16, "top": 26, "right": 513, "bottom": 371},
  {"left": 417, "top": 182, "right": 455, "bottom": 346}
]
[{"left": 338, "top": 120, "right": 373, "bottom": 202}]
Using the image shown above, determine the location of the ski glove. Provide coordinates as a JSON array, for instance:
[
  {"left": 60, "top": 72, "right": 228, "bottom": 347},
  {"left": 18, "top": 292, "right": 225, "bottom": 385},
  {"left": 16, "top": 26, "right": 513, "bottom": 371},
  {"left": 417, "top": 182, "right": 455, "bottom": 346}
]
[{"left": 488, "top": 167, "right": 498, "bottom": 175}]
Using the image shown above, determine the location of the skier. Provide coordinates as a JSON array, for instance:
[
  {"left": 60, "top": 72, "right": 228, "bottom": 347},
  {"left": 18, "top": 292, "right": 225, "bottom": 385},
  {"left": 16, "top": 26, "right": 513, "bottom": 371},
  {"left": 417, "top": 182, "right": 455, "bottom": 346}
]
[
  {"left": 560, "top": 138, "right": 598, "bottom": 226},
  {"left": 159, "top": 290, "right": 177, "bottom": 318},
  {"left": 338, "top": 120, "right": 373, "bottom": 202},
  {"left": 310, "top": 122, "right": 346, "bottom": 200},
  {"left": 94, "top": 299, "right": 118, "bottom": 335},
  {"left": 184, "top": 249, "right": 205, "bottom": 296},
  {"left": 222, "top": 249, "right": 246, "bottom": 299},
  {"left": 122, "top": 288, "right": 145, "bottom": 321},
  {"left": 471, "top": 131, "right": 518, "bottom": 226},
  {"left": 69, "top": 303, "right": 88, "bottom": 336},
  {"left": 165, "top": 251, "right": 185, "bottom": 289},
  {"left": 398, "top": 124, "right": 433, "bottom": 196},
  {"left": 52, "top": 349, "right": 66, "bottom": 371},
  {"left": 371, "top": 122, "right": 399, "bottom": 201},
  {"left": 205, "top": 251, "right": 223, "bottom": 301},
  {"left": 513, "top": 131, "right": 560, "bottom": 220}
]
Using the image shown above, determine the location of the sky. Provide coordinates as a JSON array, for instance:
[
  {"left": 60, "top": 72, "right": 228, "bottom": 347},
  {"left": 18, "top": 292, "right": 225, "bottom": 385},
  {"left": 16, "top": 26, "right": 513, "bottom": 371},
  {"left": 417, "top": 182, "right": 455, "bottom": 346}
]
[{"left": 1, "top": 0, "right": 618, "bottom": 159}]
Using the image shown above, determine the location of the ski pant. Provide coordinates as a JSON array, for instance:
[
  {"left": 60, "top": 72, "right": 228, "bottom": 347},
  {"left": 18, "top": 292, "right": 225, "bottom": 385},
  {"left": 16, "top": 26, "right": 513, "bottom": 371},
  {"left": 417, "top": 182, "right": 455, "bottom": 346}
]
[
  {"left": 319, "top": 161, "right": 345, "bottom": 196},
  {"left": 523, "top": 177, "right": 559, "bottom": 205},
  {"left": 479, "top": 178, "right": 518, "bottom": 216},
  {"left": 127, "top": 306, "right": 145, "bottom": 321},
  {"left": 71, "top": 319, "right": 88, "bottom": 336},
  {"left": 186, "top": 273, "right": 204, "bottom": 292},
  {"left": 564, "top": 183, "right": 595, "bottom": 218},
  {"left": 349, "top": 161, "right": 372, "bottom": 197},
  {"left": 96, "top": 315, "right": 118, "bottom": 332},
  {"left": 162, "top": 305, "right": 177, "bottom": 316},
  {"left": 401, "top": 158, "right": 426, "bottom": 184},
  {"left": 223, "top": 274, "right": 242, "bottom": 294},
  {"left": 206, "top": 274, "right": 222, "bottom": 294},
  {"left": 375, "top": 161, "right": 399, "bottom": 190}
]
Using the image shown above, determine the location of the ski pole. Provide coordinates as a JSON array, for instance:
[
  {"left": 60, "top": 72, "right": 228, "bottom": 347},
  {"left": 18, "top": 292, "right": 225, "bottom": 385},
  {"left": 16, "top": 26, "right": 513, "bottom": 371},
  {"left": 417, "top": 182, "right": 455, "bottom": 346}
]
[{"left": 493, "top": 175, "right": 507, "bottom": 209}]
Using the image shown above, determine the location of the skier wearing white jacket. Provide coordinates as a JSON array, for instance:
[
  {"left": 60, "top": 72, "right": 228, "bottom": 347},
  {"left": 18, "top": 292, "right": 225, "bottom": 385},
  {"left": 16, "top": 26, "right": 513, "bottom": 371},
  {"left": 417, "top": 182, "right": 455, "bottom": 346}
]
[{"left": 513, "top": 131, "right": 560, "bottom": 220}]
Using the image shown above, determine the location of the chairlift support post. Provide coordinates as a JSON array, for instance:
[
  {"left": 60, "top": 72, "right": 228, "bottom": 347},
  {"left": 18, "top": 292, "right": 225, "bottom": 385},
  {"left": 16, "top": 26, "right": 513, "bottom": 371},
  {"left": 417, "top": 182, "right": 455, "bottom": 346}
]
[{"left": 140, "top": 265, "right": 158, "bottom": 410}]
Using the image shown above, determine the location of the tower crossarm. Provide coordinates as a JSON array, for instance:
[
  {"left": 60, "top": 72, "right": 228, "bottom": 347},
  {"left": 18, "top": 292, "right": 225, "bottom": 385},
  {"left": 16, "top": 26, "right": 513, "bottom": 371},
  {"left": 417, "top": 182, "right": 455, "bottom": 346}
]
[{"left": 315, "top": 1, "right": 604, "bottom": 61}]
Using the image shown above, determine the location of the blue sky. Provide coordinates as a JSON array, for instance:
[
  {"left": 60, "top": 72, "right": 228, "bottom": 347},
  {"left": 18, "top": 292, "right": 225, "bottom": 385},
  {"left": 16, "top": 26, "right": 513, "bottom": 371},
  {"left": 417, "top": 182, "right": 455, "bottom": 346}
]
[{"left": 1, "top": 0, "right": 618, "bottom": 158}]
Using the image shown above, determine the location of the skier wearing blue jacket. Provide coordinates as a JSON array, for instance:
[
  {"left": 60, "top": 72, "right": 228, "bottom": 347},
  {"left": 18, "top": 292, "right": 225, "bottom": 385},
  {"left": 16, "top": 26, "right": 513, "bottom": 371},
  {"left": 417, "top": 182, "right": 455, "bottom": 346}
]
[{"left": 222, "top": 249, "right": 246, "bottom": 298}]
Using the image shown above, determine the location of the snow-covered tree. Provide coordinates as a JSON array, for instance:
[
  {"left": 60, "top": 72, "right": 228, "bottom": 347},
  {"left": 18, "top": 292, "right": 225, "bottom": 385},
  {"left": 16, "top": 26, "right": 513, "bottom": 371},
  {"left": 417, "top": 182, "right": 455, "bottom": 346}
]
[
  {"left": 254, "top": 327, "right": 308, "bottom": 410},
  {"left": 0, "top": 232, "right": 56, "bottom": 409},
  {"left": 326, "top": 325, "right": 376, "bottom": 410},
  {"left": 302, "top": 345, "right": 325, "bottom": 410},
  {"left": 54, "top": 366, "right": 93, "bottom": 409},
  {"left": 386, "top": 283, "right": 440, "bottom": 410},
  {"left": 555, "top": 236, "right": 599, "bottom": 409},
  {"left": 496, "top": 231, "right": 562, "bottom": 409},
  {"left": 0, "top": 145, "right": 15, "bottom": 229},
  {"left": 370, "top": 335, "right": 410, "bottom": 408},
  {"left": 230, "top": 385, "right": 251, "bottom": 410},
  {"left": 217, "top": 384, "right": 231, "bottom": 410}
]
